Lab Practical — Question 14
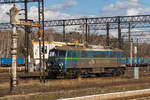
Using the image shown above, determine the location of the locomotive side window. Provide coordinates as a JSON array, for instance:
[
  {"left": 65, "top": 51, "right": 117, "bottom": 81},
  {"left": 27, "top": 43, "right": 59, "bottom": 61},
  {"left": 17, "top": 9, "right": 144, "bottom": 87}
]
[
  {"left": 55, "top": 50, "right": 59, "bottom": 57},
  {"left": 110, "top": 52, "right": 116, "bottom": 57},
  {"left": 93, "top": 51, "right": 106, "bottom": 57},
  {"left": 59, "top": 50, "right": 66, "bottom": 57},
  {"left": 101, "top": 52, "right": 106, "bottom": 57},
  {"left": 68, "top": 51, "right": 72, "bottom": 57},
  {"left": 108, "top": 51, "right": 111, "bottom": 57},
  {"left": 93, "top": 51, "right": 100, "bottom": 57},
  {"left": 73, "top": 51, "right": 76, "bottom": 57},
  {"left": 81, "top": 51, "right": 88, "bottom": 57}
]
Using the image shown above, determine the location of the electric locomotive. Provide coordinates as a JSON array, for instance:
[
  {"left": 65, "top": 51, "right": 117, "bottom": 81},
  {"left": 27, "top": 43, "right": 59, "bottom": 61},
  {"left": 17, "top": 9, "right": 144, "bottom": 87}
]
[{"left": 46, "top": 45, "right": 126, "bottom": 78}]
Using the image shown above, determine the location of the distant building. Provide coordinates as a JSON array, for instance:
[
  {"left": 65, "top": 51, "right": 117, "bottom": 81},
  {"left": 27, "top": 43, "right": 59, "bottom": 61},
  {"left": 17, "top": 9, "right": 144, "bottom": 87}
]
[
  {"left": 32, "top": 41, "right": 54, "bottom": 68},
  {"left": 32, "top": 41, "right": 73, "bottom": 67}
]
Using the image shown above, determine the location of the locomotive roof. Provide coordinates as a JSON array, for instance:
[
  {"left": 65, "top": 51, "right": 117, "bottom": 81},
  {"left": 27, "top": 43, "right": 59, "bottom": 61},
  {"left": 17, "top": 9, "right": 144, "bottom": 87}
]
[{"left": 52, "top": 46, "right": 123, "bottom": 52}]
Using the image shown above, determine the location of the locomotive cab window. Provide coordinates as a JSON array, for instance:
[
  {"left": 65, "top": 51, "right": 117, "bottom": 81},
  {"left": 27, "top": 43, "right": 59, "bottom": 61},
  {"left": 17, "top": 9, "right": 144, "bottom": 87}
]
[
  {"left": 93, "top": 51, "right": 106, "bottom": 58},
  {"left": 49, "top": 50, "right": 55, "bottom": 57},
  {"left": 110, "top": 52, "right": 116, "bottom": 57},
  {"left": 59, "top": 50, "right": 66, "bottom": 57}
]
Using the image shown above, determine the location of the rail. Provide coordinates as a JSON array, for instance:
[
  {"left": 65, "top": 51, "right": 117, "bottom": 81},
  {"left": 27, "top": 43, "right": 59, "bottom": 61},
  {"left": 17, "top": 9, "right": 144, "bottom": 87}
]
[{"left": 59, "top": 89, "right": 150, "bottom": 100}]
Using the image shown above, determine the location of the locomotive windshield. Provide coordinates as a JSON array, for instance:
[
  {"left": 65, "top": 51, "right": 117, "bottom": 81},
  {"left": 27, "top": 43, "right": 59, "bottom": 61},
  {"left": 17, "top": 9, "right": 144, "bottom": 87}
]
[
  {"left": 49, "top": 49, "right": 55, "bottom": 57},
  {"left": 49, "top": 51, "right": 55, "bottom": 57},
  {"left": 48, "top": 49, "right": 66, "bottom": 57}
]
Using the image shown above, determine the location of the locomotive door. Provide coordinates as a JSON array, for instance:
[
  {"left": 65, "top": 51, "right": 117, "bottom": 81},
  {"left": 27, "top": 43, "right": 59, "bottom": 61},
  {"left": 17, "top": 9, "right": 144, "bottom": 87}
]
[
  {"left": 117, "top": 51, "right": 122, "bottom": 66},
  {"left": 67, "top": 50, "right": 77, "bottom": 68},
  {"left": 72, "top": 50, "right": 77, "bottom": 68}
]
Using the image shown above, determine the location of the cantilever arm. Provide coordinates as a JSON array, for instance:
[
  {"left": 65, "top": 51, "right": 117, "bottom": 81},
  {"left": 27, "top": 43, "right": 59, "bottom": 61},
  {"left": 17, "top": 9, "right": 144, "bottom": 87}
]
[
  {"left": 20, "top": 21, "right": 43, "bottom": 36},
  {"left": 20, "top": 21, "right": 41, "bottom": 27}
]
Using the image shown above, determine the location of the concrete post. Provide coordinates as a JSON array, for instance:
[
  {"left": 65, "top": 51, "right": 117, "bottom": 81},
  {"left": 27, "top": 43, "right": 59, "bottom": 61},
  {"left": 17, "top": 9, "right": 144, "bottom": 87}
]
[
  {"left": 10, "top": 5, "right": 20, "bottom": 92},
  {"left": 133, "top": 46, "right": 139, "bottom": 79},
  {"left": 130, "top": 39, "right": 133, "bottom": 67},
  {"left": 28, "top": 54, "right": 31, "bottom": 63},
  {"left": 134, "top": 46, "right": 137, "bottom": 66},
  {"left": 11, "top": 24, "right": 17, "bottom": 91}
]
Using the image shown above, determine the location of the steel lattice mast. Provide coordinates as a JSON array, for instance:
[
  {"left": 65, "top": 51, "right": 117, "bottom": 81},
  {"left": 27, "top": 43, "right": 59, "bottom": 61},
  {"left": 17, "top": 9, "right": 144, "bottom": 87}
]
[
  {"left": 0, "top": 0, "right": 45, "bottom": 83},
  {"left": 1, "top": 1, "right": 150, "bottom": 47}
]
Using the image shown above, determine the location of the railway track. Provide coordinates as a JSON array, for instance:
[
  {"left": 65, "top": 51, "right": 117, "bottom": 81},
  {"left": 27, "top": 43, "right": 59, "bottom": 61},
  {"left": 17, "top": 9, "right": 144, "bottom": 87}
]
[
  {"left": 0, "top": 73, "right": 10, "bottom": 83},
  {"left": 0, "top": 67, "right": 149, "bottom": 83},
  {"left": 0, "top": 68, "right": 150, "bottom": 99},
  {"left": 59, "top": 89, "right": 150, "bottom": 100}
]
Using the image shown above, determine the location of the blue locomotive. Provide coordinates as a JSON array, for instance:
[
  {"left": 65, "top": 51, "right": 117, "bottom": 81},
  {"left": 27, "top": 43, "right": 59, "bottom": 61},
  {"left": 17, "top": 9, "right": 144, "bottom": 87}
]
[{"left": 46, "top": 45, "right": 126, "bottom": 78}]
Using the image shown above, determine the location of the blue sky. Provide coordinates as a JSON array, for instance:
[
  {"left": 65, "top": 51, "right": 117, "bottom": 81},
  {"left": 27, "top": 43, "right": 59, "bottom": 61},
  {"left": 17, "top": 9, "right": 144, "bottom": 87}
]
[
  {"left": 45, "top": 0, "right": 106, "bottom": 15},
  {"left": 0, "top": 0, "right": 150, "bottom": 22},
  {"left": 43, "top": 0, "right": 150, "bottom": 17},
  {"left": 0, "top": 0, "right": 149, "bottom": 41}
]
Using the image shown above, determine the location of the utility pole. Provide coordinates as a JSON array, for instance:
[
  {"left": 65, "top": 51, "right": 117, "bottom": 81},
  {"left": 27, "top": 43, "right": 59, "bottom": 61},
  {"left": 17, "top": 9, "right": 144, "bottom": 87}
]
[
  {"left": 133, "top": 45, "right": 139, "bottom": 79},
  {"left": 88, "top": 25, "right": 90, "bottom": 42},
  {"left": 130, "top": 38, "right": 133, "bottom": 67},
  {"left": 106, "top": 22, "right": 110, "bottom": 46},
  {"left": 24, "top": 0, "right": 29, "bottom": 72},
  {"left": 63, "top": 20, "right": 65, "bottom": 42},
  {"left": 128, "top": 23, "right": 131, "bottom": 42},
  {"left": 10, "top": 5, "right": 20, "bottom": 92},
  {"left": 85, "top": 18, "right": 88, "bottom": 43},
  {"left": 118, "top": 16, "right": 122, "bottom": 49}
]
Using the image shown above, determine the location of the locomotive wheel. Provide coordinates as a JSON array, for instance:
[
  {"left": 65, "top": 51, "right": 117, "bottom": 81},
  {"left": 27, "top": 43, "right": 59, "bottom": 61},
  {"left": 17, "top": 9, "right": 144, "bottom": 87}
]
[
  {"left": 116, "top": 70, "right": 121, "bottom": 76},
  {"left": 76, "top": 71, "right": 89, "bottom": 78},
  {"left": 112, "top": 70, "right": 116, "bottom": 76},
  {"left": 112, "top": 70, "right": 119, "bottom": 76},
  {"left": 112, "top": 69, "right": 124, "bottom": 76},
  {"left": 120, "top": 70, "right": 125, "bottom": 76},
  {"left": 81, "top": 72, "right": 89, "bottom": 78},
  {"left": 95, "top": 73, "right": 101, "bottom": 77}
]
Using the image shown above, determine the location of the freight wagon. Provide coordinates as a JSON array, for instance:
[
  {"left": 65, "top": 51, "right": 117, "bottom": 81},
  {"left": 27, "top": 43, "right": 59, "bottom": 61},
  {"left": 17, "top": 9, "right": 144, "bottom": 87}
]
[
  {"left": 0, "top": 58, "right": 24, "bottom": 67},
  {"left": 125, "top": 57, "right": 150, "bottom": 67}
]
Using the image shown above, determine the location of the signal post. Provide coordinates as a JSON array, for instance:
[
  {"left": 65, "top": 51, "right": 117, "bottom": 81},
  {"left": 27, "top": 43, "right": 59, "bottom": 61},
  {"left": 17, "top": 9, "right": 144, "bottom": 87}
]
[
  {"left": 10, "top": 4, "right": 44, "bottom": 92},
  {"left": 10, "top": 5, "right": 20, "bottom": 91}
]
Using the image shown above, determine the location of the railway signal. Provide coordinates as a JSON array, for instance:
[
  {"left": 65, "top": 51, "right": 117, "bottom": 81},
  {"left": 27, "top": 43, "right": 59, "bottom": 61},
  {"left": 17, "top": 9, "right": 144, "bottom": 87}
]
[
  {"left": 10, "top": 5, "right": 44, "bottom": 92},
  {"left": 10, "top": 5, "right": 19, "bottom": 92},
  {"left": 10, "top": 5, "right": 20, "bottom": 24},
  {"left": 0, "top": 0, "right": 45, "bottom": 74}
]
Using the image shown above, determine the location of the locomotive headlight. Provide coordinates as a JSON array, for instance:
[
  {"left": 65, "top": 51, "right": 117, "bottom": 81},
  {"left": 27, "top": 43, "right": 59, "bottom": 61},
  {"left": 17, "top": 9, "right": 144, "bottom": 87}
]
[
  {"left": 59, "top": 62, "right": 64, "bottom": 70},
  {"left": 47, "top": 63, "right": 52, "bottom": 67},
  {"left": 59, "top": 62, "right": 63, "bottom": 67}
]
